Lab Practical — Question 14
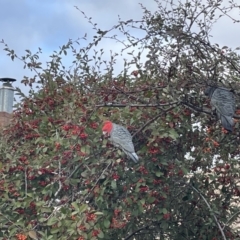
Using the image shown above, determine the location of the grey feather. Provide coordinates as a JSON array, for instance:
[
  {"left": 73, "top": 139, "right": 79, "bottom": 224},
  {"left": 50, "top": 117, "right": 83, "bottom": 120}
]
[
  {"left": 205, "top": 86, "right": 235, "bottom": 131},
  {"left": 109, "top": 123, "right": 139, "bottom": 163}
]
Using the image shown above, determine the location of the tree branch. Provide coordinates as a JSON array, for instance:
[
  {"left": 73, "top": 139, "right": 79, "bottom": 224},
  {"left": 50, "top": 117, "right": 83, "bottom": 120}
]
[
  {"left": 0, "top": 212, "right": 22, "bottom": 230},
  {"left": 132, "top": 112, "right": 163, "bottom": 138},
  {"left": 132, "top": 104, "right": 179, "bottom": 137},
  {"left": 181, "top": 101, "right": 212, "bottom": 115},
  {"left": 96, "top": 102, "right": 178, "bottom": 108},
  {"left": 182, "top": 101, "right": 240, "bottom": 119},
  {"left": 191, "top": 185, "right": 226, "bottom": 240},
  {"left": 124, "top": 224, "right": 152, "bottom": 240},
  {"left": 55, "top": 160, "right": 62, "bottom": 198},
  {"left": 114, "top": 85, "right": 149, "bottom": 104},
  {"left": 80, "top": 162, "right": 112, "bottom": 203},
  {"left": 222, "top": 211, "right": 240, "bottom": 230},
  {"left": 25, "top": 167, "right": 28, "bottom": 197}
]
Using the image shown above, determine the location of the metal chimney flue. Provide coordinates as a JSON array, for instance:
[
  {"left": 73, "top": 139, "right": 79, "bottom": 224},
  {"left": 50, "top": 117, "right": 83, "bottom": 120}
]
[{"left": 0, "top": 78, "right": 16, "bottom": 113}]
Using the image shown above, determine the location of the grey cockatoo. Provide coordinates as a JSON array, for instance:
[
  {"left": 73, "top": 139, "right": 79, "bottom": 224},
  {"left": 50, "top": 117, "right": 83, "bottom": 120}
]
[
  {"left": 204, "top": 86, "right": 235, "bottom": 132},
  {"left": 102, "top": 120, "right": 139, "bottom": 163}
]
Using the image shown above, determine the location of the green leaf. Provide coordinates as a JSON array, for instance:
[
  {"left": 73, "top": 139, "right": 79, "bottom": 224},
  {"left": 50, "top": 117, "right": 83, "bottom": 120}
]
[
  {"left": 168, "top": 129, "right": 179, "bottom": 140},
  {"left": 102, "top": 139, "right": 108, "bottom": 146},
  {"left": 70, "top": 178, "right": 80, "bottom": 184},
  {"left": 138, "top": 204, "right": 144, "bottom": 213},
  {"left": 81, "top": 145, "right": 90, "bottom": 154},
  {"left": 50, "top": 228, "right": 60, "bottom": 234},
  {"left": 47, "top": 216, "right": 58, "bottom": 226},
  {"left": 28, "top": 230, "right": 38, "bottom": 239},
  {"left": 162, "top": 208, "right": 168, "bottom": 214},
  {"left": 155, "top": 171, "right": 163, "bottom": 177},
  {"left": 43, "top": 147, "right": 48, "bottom": 153},
  {"left": 81, "top": 171, "right": 89, "bottom": 177},
  {"left": 38, "top": 218, "right": 47, "bottom": 223},
  {"left": 127, "top": 198, "right": 133, "bottom": 205},
  {"left": 181, "top": 167, "right": 188, "bottom": 174},
  {"left": 98, "top": 231, "right": 104, "bottom": 238},
  {"left": 79, "top": 204, "right": 88, "bottom": 213},
  {"left": 148, "top": 197, "right": 156, "bottom": 203},
  {"left": 95, "top": 211, "right": 104, "bottom": 215},
  {"left": 161, "top": 221, "right": 168, "bottom": 230},
  {"left": 104, "top": 219, "right": 110, "bottom": 228},
  {"left": 9, "top": 227, "right": 18, "bottom": 237},
  {"left": 111, "top": 180, "right": 117, "bottom": 189},
  {"left": 40, "top": 207, "right": 52, "bottom": 213},
  {"left": 71, "top": 202, "right": 79, "bottom": 210}
]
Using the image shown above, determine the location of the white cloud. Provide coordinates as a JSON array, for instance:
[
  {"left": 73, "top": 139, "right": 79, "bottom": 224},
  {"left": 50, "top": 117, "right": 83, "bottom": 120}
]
[{"left": 0, "top": 0, "right": 240, "bottom": 100}]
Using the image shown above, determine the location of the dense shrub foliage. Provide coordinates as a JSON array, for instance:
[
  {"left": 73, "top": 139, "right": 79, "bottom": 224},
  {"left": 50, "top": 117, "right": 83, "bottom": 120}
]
[{"left": 1, "top": 0, "right": 240, "bottom": 239}]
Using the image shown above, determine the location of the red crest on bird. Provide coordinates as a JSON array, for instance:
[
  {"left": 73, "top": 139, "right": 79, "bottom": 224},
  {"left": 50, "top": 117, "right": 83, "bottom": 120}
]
[{"left": 102, "top": 120, "right": 113, "bottom": 135}]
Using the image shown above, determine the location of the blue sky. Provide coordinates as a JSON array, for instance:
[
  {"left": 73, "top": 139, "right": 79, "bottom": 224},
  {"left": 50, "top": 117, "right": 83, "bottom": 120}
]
[
  {"left": 1, "top": 0, "right": 240, "bottom": 101},
  {"left": 0, "top": 0, "right": 157, "bottom": 98}
]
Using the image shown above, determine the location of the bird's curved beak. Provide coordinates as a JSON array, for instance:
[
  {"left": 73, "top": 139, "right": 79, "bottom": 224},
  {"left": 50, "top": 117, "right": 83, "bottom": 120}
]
[{"left": 102, "top": 131, "right": 107, "bottom": 136}]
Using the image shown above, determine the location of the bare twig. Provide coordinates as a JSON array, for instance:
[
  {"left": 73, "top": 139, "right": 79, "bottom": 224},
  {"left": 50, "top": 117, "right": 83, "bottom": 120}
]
[
  {"left": 132, "top": 104, "right": 180, "bottom": 137},
  {"left": 194, "top": 36, "right": 240, "bottom": 75},
  {"left": 132, "top": 112, "right": 163, "bottom": 138},
  {"left": 158, "top": 104, "right": 180, "bottom": 113},
  {"left": 114, "top": 85, "right": 148, "bottom": 104},
  {"left": 191, "top": 185, "right": 226, "bottom": 240},
  {"left": 33, "top": 205, "right": 63, "bottom": 229},
  {"left": 124, "top": 224, "right": 152, "bottom": 240},
  {"left": 55, "top": 160, "right": 62, "bottom": 197},
  {"left": 182, "top": 101, "right": 240, "bottom": 119},
  {"left": 96, "top": 102, "right": 178, "bottom": 108},
  {"left": 81, "top": 162, "right": 112, "bottom": 202},
  {"left": 25, "top": 167, "right": 28, "bottom": 196},
  {"left": 181, "top": 101, "right": 212, "bottom": 115},
  {"left": 223, "top": 211, "right": 240, "bottom": 230},
  {"left": 0, "top": 212, "right": 22, "bottom": 230},
  {"left": 96, "top": 103, "right": 158, "bottom": 108},
  {"left": 67, "top": 163, "right": 84, "bottom": 179}
]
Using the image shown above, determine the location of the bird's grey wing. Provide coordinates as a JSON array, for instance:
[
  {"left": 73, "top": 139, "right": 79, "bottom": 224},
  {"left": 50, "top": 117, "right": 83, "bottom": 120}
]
[
  {"left": 110, "top": 124, "right": 135, "bottom": 153},
  {"left": 211, "top": 88, "right": 235, "bottom": 116}
]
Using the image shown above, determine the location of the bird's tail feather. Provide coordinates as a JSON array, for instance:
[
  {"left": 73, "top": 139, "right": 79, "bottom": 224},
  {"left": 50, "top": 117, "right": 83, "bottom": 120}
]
[
  {"left": 128, "top": 152, "right": 139, "bottom": 163},
  {"left": 123, "top": 150, "right": 139, "bottom": 163},
  {"left": 221, "top": 115, "right": 234, "bottom": 132}
]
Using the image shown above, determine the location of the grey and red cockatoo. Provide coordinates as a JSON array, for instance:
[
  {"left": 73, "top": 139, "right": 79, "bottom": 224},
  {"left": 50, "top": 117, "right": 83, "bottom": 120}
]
[
  {"left": 204, "top": 86, "right": 235, "bottom": 132},
  {"left": 102, "top": 121, "right": 139, "bottom": 163}
]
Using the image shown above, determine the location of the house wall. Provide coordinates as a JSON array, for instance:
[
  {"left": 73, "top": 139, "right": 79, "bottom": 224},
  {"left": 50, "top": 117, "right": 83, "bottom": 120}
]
[{"left": 0, "top": 112, "right": 12, "bottom": 128}]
